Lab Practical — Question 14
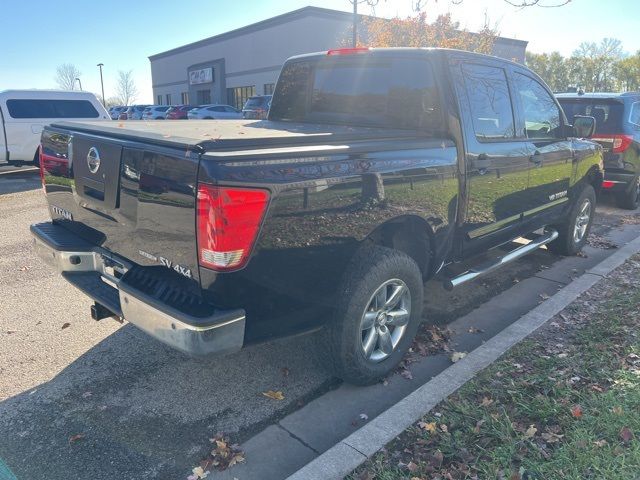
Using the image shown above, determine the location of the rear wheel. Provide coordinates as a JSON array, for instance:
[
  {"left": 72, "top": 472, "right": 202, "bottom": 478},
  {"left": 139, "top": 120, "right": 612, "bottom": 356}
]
[
  {"left": 547, "top": 184, "right": 596, "bottom": 256},
  {"left": 615, "top": 175, "right": 640, "bottom": 210},
  {"left": 326, "top": 245, "right": 424, "bottom": 385}
]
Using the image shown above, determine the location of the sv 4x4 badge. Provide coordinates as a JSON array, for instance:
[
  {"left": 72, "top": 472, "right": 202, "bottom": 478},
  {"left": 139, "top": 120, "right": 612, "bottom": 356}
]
[{"left": 138, "top": 250, "right": 192, "bottom": 279}]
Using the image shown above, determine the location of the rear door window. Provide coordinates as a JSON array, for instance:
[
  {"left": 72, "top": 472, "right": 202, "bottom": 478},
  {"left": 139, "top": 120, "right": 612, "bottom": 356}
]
[
  {"left": 6, "top": 99, "right": 100, "bottom": 119},
  {"left": 629, "top": 102, "right": 640, "bottom": 126},
  {"left": 462, "top": 64, "right": 515, "bottom": 140}
]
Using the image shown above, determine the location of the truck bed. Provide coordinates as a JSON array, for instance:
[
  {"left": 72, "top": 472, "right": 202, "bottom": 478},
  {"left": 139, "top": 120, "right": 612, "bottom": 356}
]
[{"left": 51, "top": 119, "right": 424, "bottom": 152}]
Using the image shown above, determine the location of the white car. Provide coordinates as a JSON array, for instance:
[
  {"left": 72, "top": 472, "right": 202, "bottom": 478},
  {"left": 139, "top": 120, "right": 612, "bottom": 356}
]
[
  {"left": 0, "top": 90, "right": 109, "bottom": 164},
  {"left": 109, "top": 106, "right": 126, "bottom": 120},
  {"left": 187, "top": 104, "right": 242, "bottom": 120},
  {"left": 142, "top": 105, "right": 171, "bottom": 120}
]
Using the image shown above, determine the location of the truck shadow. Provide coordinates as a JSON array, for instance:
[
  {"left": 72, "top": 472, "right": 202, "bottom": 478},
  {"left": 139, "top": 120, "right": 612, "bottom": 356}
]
[
  {"left": 0, "top": 170, "right": 40, "bottom": 195},
  {"left": 0, "top": 240, "right": 585, "bottom": 480}
]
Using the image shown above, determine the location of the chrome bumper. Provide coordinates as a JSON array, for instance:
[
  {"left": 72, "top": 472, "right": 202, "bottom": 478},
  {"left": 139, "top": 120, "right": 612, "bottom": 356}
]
[{"left": 31, "top": 223, "right": 245, "bottom": 357}]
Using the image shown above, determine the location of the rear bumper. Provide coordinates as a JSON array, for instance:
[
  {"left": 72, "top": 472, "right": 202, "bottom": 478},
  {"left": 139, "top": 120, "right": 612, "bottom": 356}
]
[
  {"left": 31, "top": 222, "right": 246, "bottom": 357},
  {"left": 603, "top": 171, "right": 636, "bottom": 192}
]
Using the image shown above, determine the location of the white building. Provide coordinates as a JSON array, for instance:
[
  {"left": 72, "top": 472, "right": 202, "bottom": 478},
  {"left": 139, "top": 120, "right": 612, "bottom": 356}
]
[{"left": 149, "top": 6, "right": 528, "bottom": 109}]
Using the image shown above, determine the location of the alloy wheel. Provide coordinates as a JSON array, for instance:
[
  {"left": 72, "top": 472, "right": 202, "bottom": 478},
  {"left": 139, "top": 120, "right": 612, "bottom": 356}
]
[
  {"left": 573, "top": 198, "right": 592, "bottom": 244},
  {"left": 359, "top": 279, "right": 411, "bottom": 363}
]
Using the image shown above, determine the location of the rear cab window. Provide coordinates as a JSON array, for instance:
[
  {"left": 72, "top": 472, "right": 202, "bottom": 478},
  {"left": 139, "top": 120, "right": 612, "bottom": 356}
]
[
  {"left": 270, "top": 53, "right": 443, "bottom": 132},
  {"left": 6, "top": 99, "right": 100, "bottom": 119}
]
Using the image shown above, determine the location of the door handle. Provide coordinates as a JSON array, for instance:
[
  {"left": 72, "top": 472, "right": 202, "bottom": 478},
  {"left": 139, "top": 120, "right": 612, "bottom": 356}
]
[{"left": 529, "top": 150, "right": 542, "bottom": 164}]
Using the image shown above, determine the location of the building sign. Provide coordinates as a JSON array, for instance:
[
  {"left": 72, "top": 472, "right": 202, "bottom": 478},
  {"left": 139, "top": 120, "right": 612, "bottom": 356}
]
[{"left": 189, "top": 67, "right": 213, "bottom": 85}]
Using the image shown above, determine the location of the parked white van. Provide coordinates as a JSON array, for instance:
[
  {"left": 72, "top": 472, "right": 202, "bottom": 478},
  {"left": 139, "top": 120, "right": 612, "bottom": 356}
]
[{"left": 0, "top": 90, "right": 109, "bottom": 164}]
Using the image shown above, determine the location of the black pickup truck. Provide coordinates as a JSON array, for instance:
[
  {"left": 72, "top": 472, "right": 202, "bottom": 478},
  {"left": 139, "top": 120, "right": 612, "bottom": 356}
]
[{"left": 32, "top": 48, "right": 603, "bottom": 384}]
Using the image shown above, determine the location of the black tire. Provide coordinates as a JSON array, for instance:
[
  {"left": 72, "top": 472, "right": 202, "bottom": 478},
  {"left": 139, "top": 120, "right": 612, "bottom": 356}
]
[
  {"left": 547, "top": 185, "right": 596, "bottom": 256},
  {"left": 326, "top": 245, "right": 424, "bottom": 385},
  {"left": 615, "top": 175, "right": 640, "bottom": 210}
]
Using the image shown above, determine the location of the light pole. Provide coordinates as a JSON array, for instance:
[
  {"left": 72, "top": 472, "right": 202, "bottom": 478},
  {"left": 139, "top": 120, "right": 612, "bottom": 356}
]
[
  {"left": 97, "top": 63, "right": 105, "bottom": 107},
  {"left": 74, "top": 77, "right": 83, "bottom": 90}
]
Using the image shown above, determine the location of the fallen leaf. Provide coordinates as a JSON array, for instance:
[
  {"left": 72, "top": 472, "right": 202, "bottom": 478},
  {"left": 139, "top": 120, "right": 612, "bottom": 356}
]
[
  {"left": 557, "top": 353, "right": 569, "bottom": 358},
  {"left": 620, "top": 426, "right": 634, "bottom": 443},
  {"left": 524, "top": 425, "right": 537, "bottom": 439},
  {"left": 82, "top": 391, "right": 92, "bottom": 399},
  {"left": 593, "top": 439, "right": 608, "bottom": 447},
  {"left": 440, "top": 424, "right": 448, "bottom": 433},
  {"left": 68, "top": 433, "right": 85, "bottom": 444},
  {"left": 480, "top": 396, "right": 494, "bottom": 407},
  {"left": 571, "top": 405, "right": 583, "bottom": 418},
  {"left": 468, "top": 326, "right": 483, "bottom": 334},
  {"left": 281, "top": 367, "right": 290, "bottom": 377},
  {"left": 359, "top": 413, "right": 368, "bottom": 421},
  {"left": 191, "top": 466, "right": 208, "bottom": 479},
  {"left": 612, "top": 406, "right": 623, "bottom": 415},
  {"left": 474, "top": 419, "right": 485, "bottom": 433},
  {"left": 450, "top": 352, "right": 467, "bottom": 363},
  {"left": 418, "top": 421, "right": 437, "bottom": 433},
  {"left": 541, "top": 432, "right": 563, "bottom": 443},
  {"left": 407, "top": 461, "right": 418, "bottom": 472},
  {"left": 400, "top": 368, "right": 413, "bottom": 380},
  {"left": 61, "top": 323, "right": 71, "bottom": 330},
  {"left": 262, "top": 390, "right": 284, "bottom": 401}
]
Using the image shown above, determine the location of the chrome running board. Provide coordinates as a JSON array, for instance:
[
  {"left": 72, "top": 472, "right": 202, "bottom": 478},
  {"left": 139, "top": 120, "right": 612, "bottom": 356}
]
[{"left": 444, "top": 228, "right": 559, "bottom": 291}]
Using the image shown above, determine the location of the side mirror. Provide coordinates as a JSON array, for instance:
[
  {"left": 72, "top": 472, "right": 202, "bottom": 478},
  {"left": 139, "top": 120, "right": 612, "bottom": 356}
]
[{"left": 572, "top": 115, "right": 596, "bottom": 138}]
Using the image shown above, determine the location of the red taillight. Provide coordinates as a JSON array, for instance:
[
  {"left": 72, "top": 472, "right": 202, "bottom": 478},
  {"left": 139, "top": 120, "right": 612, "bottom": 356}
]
[
  {"left": 602, "top": 180, "right": 615, "bottom": 189},
  {"left": 197, "top": 185, "right": 270, "bottom": 271},
  {"left": 592, "top": 134, "right": 633, "bottom": 153},
  {"left": 327, "top": 47, "right": 370, "bottom": 55}
]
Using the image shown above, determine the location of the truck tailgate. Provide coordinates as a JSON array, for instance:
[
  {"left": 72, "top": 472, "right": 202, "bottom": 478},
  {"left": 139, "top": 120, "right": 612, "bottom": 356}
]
[{"left": 41, "top": 128, "right": 200, "bottom": 281}]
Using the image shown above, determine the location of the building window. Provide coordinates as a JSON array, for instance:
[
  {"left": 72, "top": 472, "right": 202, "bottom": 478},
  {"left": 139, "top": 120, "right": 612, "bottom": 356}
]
[
  {"left": 197, "top": 90, "right": 211, "bottom": 105},
  {"left": 157, "top": 95, "right": 162, "bottom": 105},
  {"left": 181, "top": 92, "right": 189, "bottom": 105},
  {"left": 264, "top": 83, "right": 275, "bottom": 95},
  {"left": 226, "top": 86, "right": 256, "bottom": 110},
  {"left": 165, "top": 94, "right": 171, "bottom": 105}
]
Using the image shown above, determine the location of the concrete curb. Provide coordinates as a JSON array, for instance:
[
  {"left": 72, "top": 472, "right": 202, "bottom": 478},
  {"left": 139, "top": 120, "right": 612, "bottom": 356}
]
[{"left": 286, "top": 235, "right": 640, "bottom": 480}]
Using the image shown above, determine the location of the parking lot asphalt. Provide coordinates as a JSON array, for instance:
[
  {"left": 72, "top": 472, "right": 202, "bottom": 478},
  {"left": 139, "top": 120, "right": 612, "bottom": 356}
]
[{"left": 1, "top": 172, "right": 639, "bottom": 480}]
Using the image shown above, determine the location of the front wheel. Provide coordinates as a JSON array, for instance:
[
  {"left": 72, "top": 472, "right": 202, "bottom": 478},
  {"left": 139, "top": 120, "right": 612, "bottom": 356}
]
[
  {"left": 547, "top": 185, "right": 596, "bottom": 256},
  {"left": 326, "top": 245, "right": 424, "bottom": 385}
]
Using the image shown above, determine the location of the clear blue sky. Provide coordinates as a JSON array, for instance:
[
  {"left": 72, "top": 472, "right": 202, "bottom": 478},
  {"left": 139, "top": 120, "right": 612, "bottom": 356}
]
[{"left": 1, "top": 0, "right": 638, "bottom": 103}]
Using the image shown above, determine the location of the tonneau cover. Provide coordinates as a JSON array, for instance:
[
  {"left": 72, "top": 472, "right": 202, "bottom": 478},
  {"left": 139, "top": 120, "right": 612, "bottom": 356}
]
[{"left": 49, "top": 119, "right": 424, "bottom": 152}]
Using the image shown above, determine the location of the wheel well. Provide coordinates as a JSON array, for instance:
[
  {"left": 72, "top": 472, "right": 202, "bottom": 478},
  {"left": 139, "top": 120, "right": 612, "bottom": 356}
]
[{"left": 366, "top": 216, "right": 434, "bottom": 279}]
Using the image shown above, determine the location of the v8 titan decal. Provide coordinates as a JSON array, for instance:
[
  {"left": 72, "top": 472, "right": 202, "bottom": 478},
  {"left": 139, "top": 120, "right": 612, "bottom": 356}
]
[
  {"left": 138, "top": 250, "right": 192, "bottom": 279},
  {"left": 548, "top": 190, "right": 568, "bottom": 201}
]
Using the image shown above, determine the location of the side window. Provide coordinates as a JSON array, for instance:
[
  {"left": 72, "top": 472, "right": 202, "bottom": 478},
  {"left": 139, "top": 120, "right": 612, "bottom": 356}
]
[
  {"left": 629, "top": 102, "right": 640, "bottom": 127},
  {"left": 462, "top": 64, "right": 515, "bottom": 140},
  {"left": 6, "top": 99, "right": 100, "bottom": 119},
  {"left": 224, "top": 106, "right": 237, "bottom": 113},
  {"left": 513, "top": 73, "right": 562, "bottom": 139}
]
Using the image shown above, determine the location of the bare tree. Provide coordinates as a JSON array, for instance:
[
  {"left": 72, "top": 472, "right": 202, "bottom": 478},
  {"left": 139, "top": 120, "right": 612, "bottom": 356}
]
[
  {"left": 115, "top": 70, "right": 138, "bottom": 106},
  {"left": 55, "top": 63, "right": 81, "bottom": 90}
]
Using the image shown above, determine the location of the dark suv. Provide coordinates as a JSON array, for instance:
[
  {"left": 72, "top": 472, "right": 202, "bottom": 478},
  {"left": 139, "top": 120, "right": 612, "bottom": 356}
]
[
  {"left": 557, "top": 92, "right": 640, "bottom": 209},
  {"left": 242, "top": 95, "right": 272, "bottom": 119}
]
